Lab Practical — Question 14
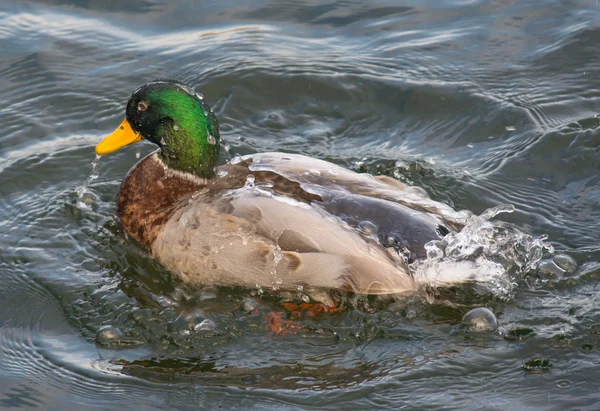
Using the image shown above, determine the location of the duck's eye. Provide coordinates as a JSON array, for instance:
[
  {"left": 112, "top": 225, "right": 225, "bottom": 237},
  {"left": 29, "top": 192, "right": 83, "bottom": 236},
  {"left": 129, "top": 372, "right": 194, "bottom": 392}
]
[{"left": 137, "top": 101, "right": 148, "bottom": 112}]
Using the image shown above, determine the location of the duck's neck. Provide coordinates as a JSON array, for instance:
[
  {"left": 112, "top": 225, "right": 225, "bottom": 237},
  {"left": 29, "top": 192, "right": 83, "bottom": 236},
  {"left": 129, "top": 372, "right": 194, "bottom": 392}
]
[
  {"left": 158, "top": 146, "right": 217, "bottom": 179},
  {"left": 154, "top": 154, "right": 212, "bottom": 185},
  {"left": 116, "top": 153, "right": 206, "bottom": 248}
]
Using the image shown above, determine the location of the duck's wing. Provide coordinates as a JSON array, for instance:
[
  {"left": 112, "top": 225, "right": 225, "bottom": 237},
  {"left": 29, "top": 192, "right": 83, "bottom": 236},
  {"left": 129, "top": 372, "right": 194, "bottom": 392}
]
[
  {"left": 243, "top": 152, "right": 471, "bottom": 230},
  {"left": 151, "top": 189, "right": 416, "bottom": 296}
]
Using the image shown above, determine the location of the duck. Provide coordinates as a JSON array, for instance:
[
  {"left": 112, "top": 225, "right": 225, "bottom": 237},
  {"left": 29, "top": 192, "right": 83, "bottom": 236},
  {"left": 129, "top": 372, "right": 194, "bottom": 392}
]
[{"left": 96, "top": 80, "right": 469, "bottom": 303}]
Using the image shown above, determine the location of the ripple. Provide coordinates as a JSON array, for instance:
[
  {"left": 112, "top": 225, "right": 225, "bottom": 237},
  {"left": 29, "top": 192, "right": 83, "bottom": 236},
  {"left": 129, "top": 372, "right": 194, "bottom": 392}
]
[{"left": 1, "top": 0, "right": 600, "bottom": 408}]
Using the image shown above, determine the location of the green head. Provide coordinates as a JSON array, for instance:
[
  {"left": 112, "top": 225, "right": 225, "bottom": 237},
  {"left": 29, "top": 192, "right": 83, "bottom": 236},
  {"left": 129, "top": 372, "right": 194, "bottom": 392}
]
[{"left": 96, "top": 80, "right": 220, "bottom": 178}]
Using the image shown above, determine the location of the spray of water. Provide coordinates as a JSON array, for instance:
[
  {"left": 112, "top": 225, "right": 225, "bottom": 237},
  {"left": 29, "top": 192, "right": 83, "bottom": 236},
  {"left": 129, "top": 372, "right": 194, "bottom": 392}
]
[
  {"left": 411, "top": 204, "right": 553, "bottom": 298},
  {"left": 77, "top": 154, "right": 101, "bottom": 209}
]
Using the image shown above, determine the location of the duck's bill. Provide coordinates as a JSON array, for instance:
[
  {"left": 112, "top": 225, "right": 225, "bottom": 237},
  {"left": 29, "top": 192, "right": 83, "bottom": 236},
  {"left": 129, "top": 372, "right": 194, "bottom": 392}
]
[{"left": 95, "top": 118, "right": 143, "bottom": 155}]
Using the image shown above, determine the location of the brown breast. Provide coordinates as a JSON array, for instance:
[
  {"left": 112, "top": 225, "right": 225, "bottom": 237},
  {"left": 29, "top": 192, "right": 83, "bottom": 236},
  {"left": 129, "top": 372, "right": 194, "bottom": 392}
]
[{"left": 116, "top": 153, "right": 204, "bottom": 249}]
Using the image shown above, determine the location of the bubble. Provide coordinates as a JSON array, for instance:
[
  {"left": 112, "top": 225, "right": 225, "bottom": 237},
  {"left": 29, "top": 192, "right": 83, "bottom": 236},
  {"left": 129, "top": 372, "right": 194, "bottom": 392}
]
[
  {"left": 245, "top": 174, "right": 255, "bottom": 188},
  {"left": 207, "top": 134, "right": 216, "bottom": 145},
  {"left": 198, "top": 291, "right": 217, "bottom": 301},
  {"left": 129, "top": 308, "right": 153, "bottom": 324},
  {"left": 194, "top": 319, "right": 216, "bottom": 331},
  {"left": 195, "top": 92, "right": 204, "bottom": 100},
  {"left": 358, "top": 221, "right": 378, "bottom": 235},
  {"left": 241, "top": 298, "right": 258, "bottom": 313},
  {"left": 505, "top": 125, "right": 516, "bottom": 131},
  {"left": 173, "top": 124, "right": 180, "bottom": 131},
  {"left": 553, "top": 254, "right": 577, "bottom": 274},
  {"left": 171, "top": 307, "right": 207, "bottom": 331},
  {"left": 460, "top": 307, "right": 498, "bottom": 332},
  {"left": 95, "top": 326, "right": 123, "bottom": 346},
  {"left": 537, "top": 259, "right": 565, "bottom": 277}
]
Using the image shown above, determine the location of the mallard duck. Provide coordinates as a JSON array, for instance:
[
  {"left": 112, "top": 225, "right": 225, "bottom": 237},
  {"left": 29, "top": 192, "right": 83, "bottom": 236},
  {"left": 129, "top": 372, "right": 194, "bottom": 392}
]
[{"left": 96, "top": 80, "right": 467, "bottom": 302}]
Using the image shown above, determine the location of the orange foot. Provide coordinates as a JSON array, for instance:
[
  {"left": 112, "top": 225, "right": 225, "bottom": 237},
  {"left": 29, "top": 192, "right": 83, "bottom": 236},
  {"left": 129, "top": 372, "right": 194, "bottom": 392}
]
[{"left": 266, "top": 302, "right": 343, "bottom": 336}]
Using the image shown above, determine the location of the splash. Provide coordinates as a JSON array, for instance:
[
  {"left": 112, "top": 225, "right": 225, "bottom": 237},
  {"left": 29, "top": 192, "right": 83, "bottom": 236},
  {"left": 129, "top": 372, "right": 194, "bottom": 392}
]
[
  {"left": 412, "top": 204, "right": 553, "bottom": 298},
  {"left": 76, "top": 154, "right": 101, "bottom": 209}
]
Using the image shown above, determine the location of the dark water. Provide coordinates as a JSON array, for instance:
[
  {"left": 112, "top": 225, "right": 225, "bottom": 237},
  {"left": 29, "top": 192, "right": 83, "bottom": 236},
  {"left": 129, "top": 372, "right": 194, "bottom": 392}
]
[{"left": 1, "top": 0, "right": 600, "bottom": 409}]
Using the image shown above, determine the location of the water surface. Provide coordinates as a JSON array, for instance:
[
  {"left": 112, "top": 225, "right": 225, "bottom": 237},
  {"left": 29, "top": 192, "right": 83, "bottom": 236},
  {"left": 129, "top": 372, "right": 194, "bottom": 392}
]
[{"left": 1, "top": 0, "right": 600, "bottom": 409}]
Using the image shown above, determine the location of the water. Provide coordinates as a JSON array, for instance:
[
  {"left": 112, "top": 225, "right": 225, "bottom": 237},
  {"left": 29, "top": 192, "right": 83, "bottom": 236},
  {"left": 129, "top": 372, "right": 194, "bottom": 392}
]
[{"left": 1, "top": 0, "right": 600, "bottom": 409}]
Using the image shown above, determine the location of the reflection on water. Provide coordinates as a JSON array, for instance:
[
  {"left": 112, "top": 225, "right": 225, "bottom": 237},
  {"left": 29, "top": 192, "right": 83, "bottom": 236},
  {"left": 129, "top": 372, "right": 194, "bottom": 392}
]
[{"left": 1, "top": 0, "right": 600, "bottom": 409}]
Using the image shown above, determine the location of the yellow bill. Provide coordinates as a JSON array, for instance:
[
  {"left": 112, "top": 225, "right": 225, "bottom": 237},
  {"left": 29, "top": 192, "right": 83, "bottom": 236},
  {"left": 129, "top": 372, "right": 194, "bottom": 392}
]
[{"left": 95, "top": 118, "right": 143, "bottom": 155}]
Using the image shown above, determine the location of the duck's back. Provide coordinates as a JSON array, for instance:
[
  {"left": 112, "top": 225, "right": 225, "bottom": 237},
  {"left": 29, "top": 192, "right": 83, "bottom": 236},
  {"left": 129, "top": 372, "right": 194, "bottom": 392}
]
[{"left": 240, "top": 153, "right": 466, "bottom": 260}]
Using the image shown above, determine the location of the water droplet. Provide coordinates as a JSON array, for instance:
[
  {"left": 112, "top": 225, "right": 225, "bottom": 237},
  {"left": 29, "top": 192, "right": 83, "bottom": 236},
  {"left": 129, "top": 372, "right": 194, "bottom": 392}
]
[
  {"left": 217, "top": 170, "right": 229, "bottom": 178},
  {"left": 173, "top": 124, "right": 180, "bottom": 131},
  {"left": 296, "top": 285, "right": 304, "bottom": 292},
  {"left": 405, "top": 310, "right": 417, "bottom": 320},
  {"left": 195, "top": 92, "right": 204, "bottom": 100},
  {"left": 135, "top": 150, "right": 140, "bottom": 159},
  {"left": 207, "top": 134, "right": 216, "bottom": 145},
  {"left": 308, "top": 168, "right": 321, "bottom": 176},
  {"left": 556, "top": 380, "right": 571, "bottom": 390},
  {"left": 77, "top": 154, "right": 102, "bottom": 208},
  {"left": 160, "top": 138, "right": 167, "bottom": 146},
  {"left": 194, "top": 319, "right": 216, "bottom": 331},
  {"left": 241, "top": 298, "right": 258, "bottom": 313},
  {"left": 505, "top": 125, "right": 516, "bottom": 131},
  {"left": 245, "top": 174, "right": 255, "bottom": 188},
  {"left": 358, "top": 221, "right": 378, "bottom": 235},
  {"left": 328, "top": 169, "right": 339, "bottom": 175}
]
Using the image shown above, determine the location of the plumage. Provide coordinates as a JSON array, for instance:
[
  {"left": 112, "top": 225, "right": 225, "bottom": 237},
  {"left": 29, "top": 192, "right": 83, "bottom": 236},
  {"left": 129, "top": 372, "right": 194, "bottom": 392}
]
[{"left": 97, "top": 80, "right": 469, "bottom": 302}]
